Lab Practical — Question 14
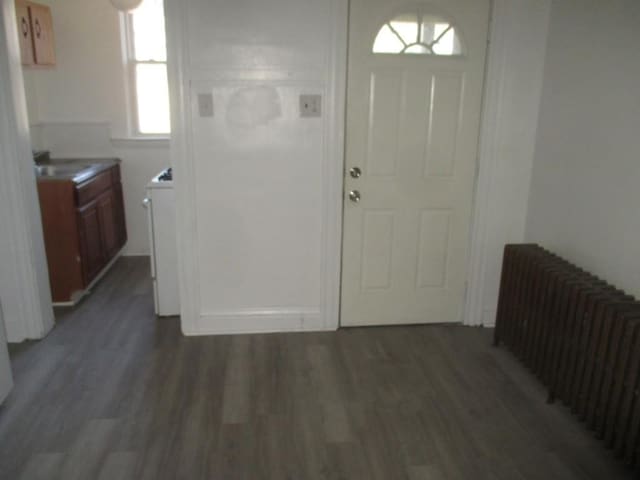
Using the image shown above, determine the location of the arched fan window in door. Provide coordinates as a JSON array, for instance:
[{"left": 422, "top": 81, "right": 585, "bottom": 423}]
[{"left": 373, "top": 11, "right": 463, "bottom": 55}]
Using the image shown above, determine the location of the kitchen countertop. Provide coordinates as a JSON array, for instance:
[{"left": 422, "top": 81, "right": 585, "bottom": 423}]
[{"left": 35, "top": 157, "right": 121, "bottom": 184}]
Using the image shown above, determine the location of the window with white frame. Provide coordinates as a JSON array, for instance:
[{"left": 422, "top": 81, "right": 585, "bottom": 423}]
[{"left": 124, "top": 0, "right": 170, "bottom": 135}]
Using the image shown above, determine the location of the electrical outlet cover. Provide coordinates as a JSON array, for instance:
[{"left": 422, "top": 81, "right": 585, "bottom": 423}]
[
  {"left": 299, "top": 94, "right": 321, "bottom": 118},
  {"left": 198, "top": 93, "right": 214, "bottom": 117}
]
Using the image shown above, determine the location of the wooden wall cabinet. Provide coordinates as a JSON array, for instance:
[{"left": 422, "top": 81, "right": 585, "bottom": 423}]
[
  {"left": 37, "top": 164, "right": 127, "bottom": 303},
  {"left": 15, "top": 0, "right": 55, "bottom": 67},
  {"left": 15, "top": 0, "right": 34, "bottom": 65}
]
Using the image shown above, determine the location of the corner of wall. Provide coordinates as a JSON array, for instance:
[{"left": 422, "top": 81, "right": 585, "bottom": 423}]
[{"left": 464, "top": 0, "right": 552, "bottom": 327}]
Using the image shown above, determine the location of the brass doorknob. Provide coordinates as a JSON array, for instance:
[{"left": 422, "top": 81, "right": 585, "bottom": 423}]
[{"left": 349, "top": 190, "right": 361, "bottom": 203}]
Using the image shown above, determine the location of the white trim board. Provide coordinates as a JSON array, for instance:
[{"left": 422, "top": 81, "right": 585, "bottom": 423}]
[
  {"left": 0, "top": 0, "right": 54, "bottom": 342},
  {"left": 183, "top": 308, "right": 324, "bottom": 336},
  {"left": 463, "top": 0, "right": 551, "bottom": 327}
]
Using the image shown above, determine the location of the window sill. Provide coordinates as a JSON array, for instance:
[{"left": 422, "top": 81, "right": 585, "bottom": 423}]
[{"left": 110, "top": 136, "right": 171, "bottom": 149}]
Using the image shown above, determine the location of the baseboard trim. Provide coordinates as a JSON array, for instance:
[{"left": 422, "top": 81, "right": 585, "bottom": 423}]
[
  {"left": 182, "top": 308, "right": 331, "bottom": 336},
  {"left": 482, "top": 307, "right": 497, "bottom": 328}
]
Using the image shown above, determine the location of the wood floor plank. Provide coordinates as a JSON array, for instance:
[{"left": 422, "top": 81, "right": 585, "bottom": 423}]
[
  {"left": 0, "top": 256, "right": 634, "bottom": 479},
  {"left": 57, "top": 418, "right": 120, "bottom": 480},
  {"left": 97, "top": 452, "right": 137, "bottom": 480},
  {"left": 18, "top": 453, "right": 64, "bottom": 480},
  {"left": 407, "top": 465, "right": 448, "bottom": 480}
]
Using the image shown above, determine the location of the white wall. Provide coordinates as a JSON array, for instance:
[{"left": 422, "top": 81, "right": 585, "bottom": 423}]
[
  {"left": 526, "top": 0, "right": 640, "bottom": 298},
  {"left": 168, "top": 0, "right": 346, "bottom": 334},
  {"left": 464, "top": 0, "right": 551, "bottom": 326},
  {"left": 22, "top": 0, "right": 169, "bottom": 255}
]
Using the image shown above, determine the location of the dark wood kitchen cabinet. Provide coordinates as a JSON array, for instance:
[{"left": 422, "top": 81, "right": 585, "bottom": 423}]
[
  {"left": 77, "top": 200, "right": 106, "bottom": 284},
  {"left": 37, "top": 164, "right": 127, "bottom": 303}
]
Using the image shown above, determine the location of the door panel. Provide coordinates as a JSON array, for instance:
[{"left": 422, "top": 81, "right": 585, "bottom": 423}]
[
  {"left": 77, "top": 203, "right": 104, "bottom": 284},
  {"left": 361, "top": 210, "right": 395, "bottom": 290},
  {"left": 97, "top": 190, "right": 118, "bottom": 259},
  {"left": 367, "top": 71, "right": 402, "bottom": 177},
  {"left": 341, "top": 0, "right": 490, "bottom": 326},
  {"left": 112, "top": 183, "right": 127, "bottom": 249},
  {"left": 426, "top": 73, "right": 463, "bottom": 177},
  {"left": 416, "top": 209, "right": 451, "bottom": 288}
]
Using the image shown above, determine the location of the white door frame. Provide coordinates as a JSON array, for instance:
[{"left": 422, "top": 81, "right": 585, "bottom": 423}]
[{"left": 0, "top": 0, "right": 55, "bottom": 343}]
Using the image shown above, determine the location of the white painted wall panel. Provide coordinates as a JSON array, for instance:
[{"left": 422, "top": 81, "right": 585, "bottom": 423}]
[
  {"left": 191, "top": 83, "right": 323, "bottom": 313},
  {"left": 171, "top": 0, "right": 347, "bottom": 334},
  {"left": 186, "top": 0, "right": 330, "bottom": 71}
]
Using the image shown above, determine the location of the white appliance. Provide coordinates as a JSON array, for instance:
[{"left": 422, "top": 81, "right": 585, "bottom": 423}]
[
  {"left": 0, "top": 302, "right": 13, "bottom": 404},
  {"left": 144, "top": 168, "right": 180, "bottom": 316}
]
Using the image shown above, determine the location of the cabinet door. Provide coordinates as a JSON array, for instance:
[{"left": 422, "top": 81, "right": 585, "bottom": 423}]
[
  {"left": 15, "top": 0, "right": 34, "bottom": 65},
  {"left": 29, "top": 3, "right": 55, "bottom": 65},
  {"left": 112, "top": 182, "right": 127, "bottom": 249},
  {"left": 97, "top": 190, "right": 119, "bottom": 260},
  {"left": 77, "top": 202, "right": 105, "bottom": 284}
]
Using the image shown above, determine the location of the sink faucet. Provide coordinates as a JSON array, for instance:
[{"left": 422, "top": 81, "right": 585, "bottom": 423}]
[{"left": 32, "top": 150, "right": 50, "bottom": 165}]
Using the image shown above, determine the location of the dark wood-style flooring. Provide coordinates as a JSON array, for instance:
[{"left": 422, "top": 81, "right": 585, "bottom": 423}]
[{"left": 0, "top": 257, "right": 634, "bottom": 479}]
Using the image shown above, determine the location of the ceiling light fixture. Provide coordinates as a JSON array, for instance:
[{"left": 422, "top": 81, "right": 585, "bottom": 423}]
[{"left": 109, "top": 0, "right": 143, "bottom": 12}]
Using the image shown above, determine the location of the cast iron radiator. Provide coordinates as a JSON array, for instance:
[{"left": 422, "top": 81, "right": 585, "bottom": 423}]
[{"left": 494, "top": 244, "right": 640, "bottom": 466}]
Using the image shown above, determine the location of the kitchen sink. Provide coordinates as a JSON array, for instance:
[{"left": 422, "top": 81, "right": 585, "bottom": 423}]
[
  {"left": 35, "top": 164, "right": 88, "bottom": 176},
  {"left": 34, "top": 163, "right": 110, "bottom": 183}
]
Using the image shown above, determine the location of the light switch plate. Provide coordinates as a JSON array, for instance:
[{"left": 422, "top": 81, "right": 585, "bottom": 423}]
[
  {"left": 299, "top": 94, "right": 322, "bottom": 118},
  {"left": 198, "top": 93, "right": 214, "bottom": 117}
]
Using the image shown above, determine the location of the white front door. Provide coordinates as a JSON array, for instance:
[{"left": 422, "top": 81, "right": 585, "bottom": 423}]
[{"left": 341, "top": 0, "right": 490, "bottom": 326}]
